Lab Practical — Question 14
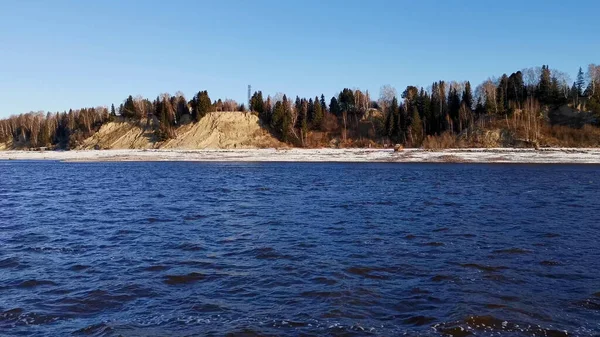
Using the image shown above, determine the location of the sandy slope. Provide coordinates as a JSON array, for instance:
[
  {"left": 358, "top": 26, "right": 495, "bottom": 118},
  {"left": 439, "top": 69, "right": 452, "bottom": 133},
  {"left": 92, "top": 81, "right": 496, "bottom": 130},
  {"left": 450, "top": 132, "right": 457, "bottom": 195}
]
[
  {"left": 78, "top": 121, "right": 154, "bottom": 149},
  {"left": 161, "top": 112, "right": 283, "bottom": 149},
  {"left": 2, "top": 148, "right": 600, "bottom": 164},
  {"left": 76, "top": 112, "right": 283, "bottom": 150}
]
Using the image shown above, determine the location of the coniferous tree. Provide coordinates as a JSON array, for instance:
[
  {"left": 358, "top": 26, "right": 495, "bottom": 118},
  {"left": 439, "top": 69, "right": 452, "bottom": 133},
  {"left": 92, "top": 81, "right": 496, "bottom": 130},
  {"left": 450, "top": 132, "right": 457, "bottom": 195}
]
[
  {"left": 338, "top": 88, "right": 355, "bottom": 114},
  {"left": 507, "top": 72, "right": 525, "bottom": 107},
  {"left": 110, "top": 104, "right": 116, "bottom": 117},
  {"left": 385, "top": 97, "right": 398, "bottom": 140},
  {"left": 271, "top": 101, "right": 284, "bottom": 138},
  {"left": 538, "top": 65, "right": 552, "bottom": 104},
  {"left": 448, "top": 87, "right": 461, "bottom": 130},
  {"left": 576, "top": 67, "right": 585, "bottom": 96},
  {"left": 307, "top": 98, "right": 314, "bottom": 124},
  {"left": 462, "top": 82, "right": 474, "bottom": 109},
  {"left": 250, "top": 91, "right": 264, "bottom": 114},
  {"left": 398, "top": 104, "right": 409, "bottom": 143},
  {"left": 260, "top": 96, "right": 273, "bottom": 126},
  {"left": 497, "top": 74, "right": 509, "bottom": 113},
  {"left": 122, "top": 95, "right": 137, "bottom": 119},
  {"left": 196, "top": 91, "right": 212, "bottom": 121},
  {"left": 329, "top": 97, "right": 341, "bottom": 116},
  {"left": 282, "top": 95, "right": 293, "bottom": 143},
  {"left": 320, "top": 94, "right": 328, "bottom": 113},
  {"left": 312, "top": 96, "right": 323, "bottom": 129},
  {"left": 410, "top": 106, "right": 423, "bottom": 146}
]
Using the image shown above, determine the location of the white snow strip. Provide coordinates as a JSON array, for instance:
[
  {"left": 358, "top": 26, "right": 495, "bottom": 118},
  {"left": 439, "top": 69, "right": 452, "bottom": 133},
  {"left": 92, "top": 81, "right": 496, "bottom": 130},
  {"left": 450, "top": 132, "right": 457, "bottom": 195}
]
[{"left": 1, "top": 148, "right": 600, "bottom": 164}]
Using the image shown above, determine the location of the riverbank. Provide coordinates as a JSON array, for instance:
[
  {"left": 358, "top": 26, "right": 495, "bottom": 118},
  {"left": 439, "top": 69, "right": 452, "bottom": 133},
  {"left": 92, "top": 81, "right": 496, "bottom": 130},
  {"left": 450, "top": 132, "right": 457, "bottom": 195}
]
[{"left": 1, "top": 148, "right": 600, "bottom": 163}]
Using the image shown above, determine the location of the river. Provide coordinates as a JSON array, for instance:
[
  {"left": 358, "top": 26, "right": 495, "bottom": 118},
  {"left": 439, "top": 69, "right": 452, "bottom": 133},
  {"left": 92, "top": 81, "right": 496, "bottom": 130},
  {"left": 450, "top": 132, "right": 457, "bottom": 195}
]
[{"left": 1, "top": 161, "right": 599, "bottom": 336}]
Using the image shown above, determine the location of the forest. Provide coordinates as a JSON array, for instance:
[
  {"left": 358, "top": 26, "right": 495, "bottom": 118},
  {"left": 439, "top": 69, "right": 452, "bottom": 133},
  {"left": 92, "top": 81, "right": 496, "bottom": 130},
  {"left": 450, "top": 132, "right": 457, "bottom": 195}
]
[{"left": 1, "top": 64, "right": 599, "bottom": 149}]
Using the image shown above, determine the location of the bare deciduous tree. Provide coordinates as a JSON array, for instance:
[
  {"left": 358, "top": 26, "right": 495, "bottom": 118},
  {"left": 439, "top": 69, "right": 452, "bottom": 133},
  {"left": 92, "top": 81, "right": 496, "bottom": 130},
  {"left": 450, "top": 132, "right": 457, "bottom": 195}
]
[{"left": 378, "top": 84, "right": 397, "bottom": 113}]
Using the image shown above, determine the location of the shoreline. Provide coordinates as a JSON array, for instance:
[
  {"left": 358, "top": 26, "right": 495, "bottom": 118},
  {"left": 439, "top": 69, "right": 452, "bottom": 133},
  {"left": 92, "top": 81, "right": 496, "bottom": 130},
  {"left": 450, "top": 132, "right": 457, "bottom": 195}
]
[{"left": 1, "top": 148, "right": 600, "bottom": 164}]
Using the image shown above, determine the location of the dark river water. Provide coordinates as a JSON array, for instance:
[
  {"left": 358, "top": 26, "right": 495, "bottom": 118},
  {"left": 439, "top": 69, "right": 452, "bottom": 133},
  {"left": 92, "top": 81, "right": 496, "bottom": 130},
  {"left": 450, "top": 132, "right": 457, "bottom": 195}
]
[{"left": 1, "top": 161, "right": 599, "bottom": 336}]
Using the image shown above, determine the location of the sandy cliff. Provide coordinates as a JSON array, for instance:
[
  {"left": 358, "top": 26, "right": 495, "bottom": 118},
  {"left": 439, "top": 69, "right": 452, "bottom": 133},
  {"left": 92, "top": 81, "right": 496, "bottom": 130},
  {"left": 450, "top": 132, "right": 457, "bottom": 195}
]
[{"left": 77, "top": 111, "right": 284, "bottom": 150}]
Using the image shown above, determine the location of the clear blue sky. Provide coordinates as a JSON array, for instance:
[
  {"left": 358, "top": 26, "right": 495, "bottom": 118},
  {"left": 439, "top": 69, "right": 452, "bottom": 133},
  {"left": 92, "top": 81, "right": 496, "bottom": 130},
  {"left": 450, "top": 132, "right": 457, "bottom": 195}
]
[{"left": 0, "top": 0, "right": 598, "bottom": 117}]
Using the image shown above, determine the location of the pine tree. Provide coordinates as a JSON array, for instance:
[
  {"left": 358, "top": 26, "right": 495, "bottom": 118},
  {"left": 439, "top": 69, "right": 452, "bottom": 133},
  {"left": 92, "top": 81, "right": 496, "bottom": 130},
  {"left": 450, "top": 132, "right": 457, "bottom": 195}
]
[
  {"left": 176, "top": 96, "right": 190, "bottom": 123},
  {"left": 410, "top": 106, "right": 423, "bottom": 147},
  {"left": 312, "top": 96, "right": 323, "bottom": 129},
  {"left": 262, "top": 96, "right": 272, "bottom": 126},
  {"left": 250, "top": 91, "right": 264, "bottom": 113},
  {"left": 497, "top": 74, "right": 509, "bottom": 113},
  {"left": 462, "top": 81, "right": 474, "bottom": 109},
  {"left": 507, "top": 72, "right": 525, "bottom": 106},
  {"left": 329, "top": 97, "right": 341, "bottom": 116},
  {"left": 538, "top": 65, "right": 552, "bottom": 104},
  {"left": 271, "top": 101, "right": 284, "bottom": 138},
  {"left": 110, "top": 104, "right": 116, "bottom": 117},
  {"left": 550, "top": 77, "right": 562, "bottom": 105},
  {"left": 320, "top": 94, "right": 328, "bottom": 113},
  {"left": 448, "top": 87, "right": 461, "bottom": 130},
  {"left": 282, "top": 95, "right": 293, "bottom": 143},
  {"left": 576, "top": 67, "right": 585, "bottom": 96},
  {"left": 196, "top": 90, "right": 212, "bottom": 121},
  {"left": 307, "top": 98, "right": 314, "bottom": 124},
  {"left": 122, "top": 95, "right": 137, "bottom": 119},
  {"left": 338, "top": 88, "right": 355, "bottom": 114},
  {"left": 385, "top": 97, "right": 398, "bottom": 140}
]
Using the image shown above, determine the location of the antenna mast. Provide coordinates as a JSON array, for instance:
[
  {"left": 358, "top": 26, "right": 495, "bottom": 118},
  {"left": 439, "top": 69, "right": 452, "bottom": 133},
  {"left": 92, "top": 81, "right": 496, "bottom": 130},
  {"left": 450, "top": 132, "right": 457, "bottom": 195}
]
[{"left": 247, "top": 85, "right": 251, "bottom": 111}]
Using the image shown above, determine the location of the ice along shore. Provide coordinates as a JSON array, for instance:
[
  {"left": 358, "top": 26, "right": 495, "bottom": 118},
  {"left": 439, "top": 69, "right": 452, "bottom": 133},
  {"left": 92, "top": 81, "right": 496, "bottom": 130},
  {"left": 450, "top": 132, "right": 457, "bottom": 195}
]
[{"left": 1, "top": 148, "right": 600, "bottom": 164}]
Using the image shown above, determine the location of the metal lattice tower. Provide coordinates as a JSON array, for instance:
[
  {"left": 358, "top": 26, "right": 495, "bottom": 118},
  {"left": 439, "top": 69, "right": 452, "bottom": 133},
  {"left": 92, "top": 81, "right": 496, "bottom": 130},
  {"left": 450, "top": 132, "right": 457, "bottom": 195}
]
[{"left": 247, "top": 85, "right": 251, "bottom": 111}]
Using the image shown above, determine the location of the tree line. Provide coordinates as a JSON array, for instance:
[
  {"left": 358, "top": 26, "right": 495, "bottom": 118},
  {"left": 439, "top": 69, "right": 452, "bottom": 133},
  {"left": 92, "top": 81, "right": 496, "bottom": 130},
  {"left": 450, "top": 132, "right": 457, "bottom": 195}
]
[{"left": 1, "top": 63, "right": 599, "bottom": 149}]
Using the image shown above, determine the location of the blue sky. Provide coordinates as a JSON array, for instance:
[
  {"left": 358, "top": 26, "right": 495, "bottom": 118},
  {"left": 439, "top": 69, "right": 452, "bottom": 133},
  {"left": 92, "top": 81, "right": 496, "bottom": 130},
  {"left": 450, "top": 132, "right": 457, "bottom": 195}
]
[{"left": 0, "top": 0, "right": 598, "bottom": 117}]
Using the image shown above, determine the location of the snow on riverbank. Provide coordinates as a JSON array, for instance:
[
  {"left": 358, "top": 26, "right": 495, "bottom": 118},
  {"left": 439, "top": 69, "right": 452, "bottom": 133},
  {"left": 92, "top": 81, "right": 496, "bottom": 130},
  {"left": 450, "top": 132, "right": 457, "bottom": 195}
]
[{"left": 1, "top": 148, "right": 600, "bottom": 163}]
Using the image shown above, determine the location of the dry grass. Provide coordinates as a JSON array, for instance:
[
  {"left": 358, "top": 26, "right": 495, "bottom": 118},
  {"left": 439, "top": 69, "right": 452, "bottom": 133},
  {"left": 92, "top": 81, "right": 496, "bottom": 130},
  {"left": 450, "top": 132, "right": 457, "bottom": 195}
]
[
  {"left": 422, "top": 117, "right": 600, "bottom": 149},
  {"left": 422, "top": 132, "right": 460, "bottom": 149},
  {"left": 540, "top": 124, "right": 600, "bottom": 147}
]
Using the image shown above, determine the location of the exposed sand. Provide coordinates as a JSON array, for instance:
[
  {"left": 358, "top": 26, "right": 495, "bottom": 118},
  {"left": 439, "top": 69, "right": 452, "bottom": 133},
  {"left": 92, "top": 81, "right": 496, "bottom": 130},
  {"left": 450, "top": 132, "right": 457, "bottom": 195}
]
[
  {"left": 78, "top": 121, "right": 154, "bottom": 149},
  {"left": 162, "top": 112, "right": 284, "bottom": 149},
  {"left": 1, "top": 148, "right": 600, "bottom": 164},
  {"left": 76, "top": 112, "right": 284, "bottom": 150}
]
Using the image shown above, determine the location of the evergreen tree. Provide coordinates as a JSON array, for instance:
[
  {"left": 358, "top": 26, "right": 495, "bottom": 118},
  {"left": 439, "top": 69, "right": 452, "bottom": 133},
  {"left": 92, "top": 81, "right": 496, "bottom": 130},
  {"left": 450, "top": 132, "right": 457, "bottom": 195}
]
[
  {"left": 320, "top": 94, "right": 328, "bottom": 113},
  {"left": 507, "top": 72, "right": 525, "bottom": 106},
  {"left": 176, "top": 96, "right": 190, "bottom": 123},
  {"left": 271, "top": 101, "right": 284, "bottom": 138},
  {"left": 196, "top": 90, "right": 212, "bottom": 121},
  {"left": 297, "top": 99, "right": 308, "bottom": 129},
  {"left": 282, "top": 95, "right": 293, "bottom": 143},
  {"left": 338, "top": 88, "right": 355, "bottom": 114},
  {"left": 402, "top": 86, "right": 419, "bottom": 111},
  {"left": 122, "top": 95, "right": 137, "bottom": 119},
  {"left": 307, "top": 98, "right": 314, "bottom": 124},
  {"left": 417, "top": 88, "right": 431, "bottom": 135},
  {"left": 576, "top": 67, "right": 585, "bottom": 96},
  {"left": 410, "top": 106, "right": 423, "bottom": 147},
  {"left": 550, "top": 77, "right": 562, "bottom": 105},
  {"left": 312, "top": 96, "right": 323, "bottom": 129},
  {"left": 398, "top": 104, "right": 408, "bottom": 143},
  {"left": 475, "top": 97, "right": 486, "bottom": 115},
  {"left": 448, "top": 87, "right": 461, "bottom": 130},
  {"left": 329, "top": 97, "right": 341, "bottom": 116},
  {"left": 538, "top": 65, "right": 552, "bottom": 104},
  {"left": 497, "top": 74, "right": 509, "bottom": 113},
  {"left": 250, "top": 91, "right": 264, "bottom": 113},
  {"left": 189, "top": 96, "right": 198, "bottom": 121},
  {"left": 110, "top": 104, "right": 116, "bottom": 117},
  {"left": 462, "top": 81, "right": 474, "bottom": 109},
  {"left": 385, "top": 97, "right": 398, "bottom": 139},
  {"left": 260, "top": 96, "right": 273, "bottom": 126}
]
